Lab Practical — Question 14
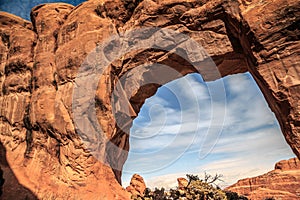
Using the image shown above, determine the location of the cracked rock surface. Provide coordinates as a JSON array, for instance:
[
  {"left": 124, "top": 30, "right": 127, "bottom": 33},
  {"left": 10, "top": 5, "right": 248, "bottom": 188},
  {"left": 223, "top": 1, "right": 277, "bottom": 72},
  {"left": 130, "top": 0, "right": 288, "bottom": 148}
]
[{"left": 0, "top": 0, "right": 299, "bottom": 199}]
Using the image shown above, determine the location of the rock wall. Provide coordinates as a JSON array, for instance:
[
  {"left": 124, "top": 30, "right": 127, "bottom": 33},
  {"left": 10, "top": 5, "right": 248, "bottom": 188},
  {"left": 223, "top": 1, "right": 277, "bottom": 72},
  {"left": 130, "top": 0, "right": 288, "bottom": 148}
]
[
  {"left": 0, "top": 0, "right": 299, "bottom": 199},
  {"left": 226, "top": 158, "right": 300, "bottom": 200},
  {"left": 0, "top": 166, "right": 3, "bottom": 197}
]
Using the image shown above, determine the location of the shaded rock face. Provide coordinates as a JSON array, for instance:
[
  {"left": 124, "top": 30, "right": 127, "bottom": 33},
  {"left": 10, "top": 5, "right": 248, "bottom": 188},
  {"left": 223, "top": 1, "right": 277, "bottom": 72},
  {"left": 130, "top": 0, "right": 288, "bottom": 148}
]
[
  {"left": 126, "top": 174, "right": 147, "bottom": 197},
  {"left": 0, "top": 143, "right": 38, "bottom": 200},
  {"left": 226, "top": 158, "right": 300, "bottom": 200},
  {"left": 0, "top": 167, "right": 3, "bottom": 197},
  {"left": 0, "top": 0, "right": 299, "bottom": 199}
]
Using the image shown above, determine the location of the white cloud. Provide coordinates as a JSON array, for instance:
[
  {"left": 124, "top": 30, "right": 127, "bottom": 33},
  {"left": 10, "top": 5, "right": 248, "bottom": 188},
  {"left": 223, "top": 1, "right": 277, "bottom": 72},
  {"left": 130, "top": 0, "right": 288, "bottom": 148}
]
[
  {"left": 122, "top": 72, "right": 295, "bottom": 189},
  {"left": 145, "top": 173, "right": 187, "bottom": 189}
]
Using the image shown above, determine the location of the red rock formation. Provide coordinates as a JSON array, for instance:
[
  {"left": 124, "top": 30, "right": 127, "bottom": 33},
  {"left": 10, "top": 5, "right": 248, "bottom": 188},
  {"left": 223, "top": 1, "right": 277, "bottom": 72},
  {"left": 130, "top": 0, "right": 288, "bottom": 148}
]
[
  {"left": 0, "top": 143, "right": 38, "bottom": 199},
  {"left": 177, "top": 177, "right": 189, "bottom": 190},
  {"left": 0, "top": 0, "right": 299, "bottom": 199},
  {"left": 275, "top": 157, "right": 300, "bottom": 171},
  {"left": 0, "top": 166, "right": 3, "bottom": 197},
  {"left": 226, "top": 158, "right": 300, "bottom": 200},
  {"left": 126, "top": 174, "right": 147, "bottom": 197}
]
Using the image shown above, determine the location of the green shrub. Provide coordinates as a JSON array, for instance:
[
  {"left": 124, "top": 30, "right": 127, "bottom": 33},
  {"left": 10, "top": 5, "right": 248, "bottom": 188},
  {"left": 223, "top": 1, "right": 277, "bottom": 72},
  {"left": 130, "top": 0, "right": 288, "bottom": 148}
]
[{"left": 131, "top": 173, "right": 248, "bottom": 200}]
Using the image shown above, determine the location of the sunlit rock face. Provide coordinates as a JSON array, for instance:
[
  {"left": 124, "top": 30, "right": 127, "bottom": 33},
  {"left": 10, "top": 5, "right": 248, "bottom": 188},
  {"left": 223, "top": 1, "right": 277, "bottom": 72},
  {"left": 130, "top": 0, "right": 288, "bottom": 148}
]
[
  {"left": 0, "top": 0, "right": 299, "bottom": 199},
  {"left": 177, "top": 177, "right": 189, "bottom": 190},
  {"left": 126, "top": 174, "right": 146, "bottom": 197},
  {"left": 226, "top": 158, "right": 300, "bottom": 200}
]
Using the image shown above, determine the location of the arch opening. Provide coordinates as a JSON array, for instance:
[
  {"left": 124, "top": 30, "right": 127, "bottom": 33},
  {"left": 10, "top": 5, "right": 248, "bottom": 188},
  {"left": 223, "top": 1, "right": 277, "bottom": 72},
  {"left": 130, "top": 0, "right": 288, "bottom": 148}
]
[{"left": 121, "top": 72, "right": 295, "bottom": 189}]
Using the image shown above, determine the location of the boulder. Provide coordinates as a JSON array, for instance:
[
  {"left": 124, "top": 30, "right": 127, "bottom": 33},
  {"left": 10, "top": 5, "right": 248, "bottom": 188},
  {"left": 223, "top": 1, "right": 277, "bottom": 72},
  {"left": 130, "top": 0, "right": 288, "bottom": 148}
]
[
  {"left": 177, "top": 177, "right": 188, "bottom": 190},
  {"left": 126, "top": 174, "right": 147, "bottom": 197}
]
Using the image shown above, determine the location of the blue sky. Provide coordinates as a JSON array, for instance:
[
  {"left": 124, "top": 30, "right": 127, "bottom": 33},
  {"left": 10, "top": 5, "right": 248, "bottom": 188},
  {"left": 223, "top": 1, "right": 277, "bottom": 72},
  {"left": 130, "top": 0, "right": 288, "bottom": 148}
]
[
  {"left": 122, "top": 72, "right": 295, "bottom": 188},
  {"left": 0, "top": 0, "right": 85, "bottom": 20},
  {"left": 1, "top": 0, "right": 295, "bottom": 190}
]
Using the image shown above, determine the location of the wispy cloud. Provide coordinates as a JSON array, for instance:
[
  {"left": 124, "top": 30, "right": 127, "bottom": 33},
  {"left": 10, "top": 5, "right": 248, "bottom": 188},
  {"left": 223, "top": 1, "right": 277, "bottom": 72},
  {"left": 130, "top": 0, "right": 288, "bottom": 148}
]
[{"left": 122, "top": 72, "right": 295, "bottom": 189}]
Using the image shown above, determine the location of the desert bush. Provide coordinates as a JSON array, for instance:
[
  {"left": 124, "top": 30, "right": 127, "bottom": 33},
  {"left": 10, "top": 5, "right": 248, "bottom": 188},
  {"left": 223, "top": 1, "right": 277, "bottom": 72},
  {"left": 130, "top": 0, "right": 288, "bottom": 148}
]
[
  {"left": 225, "top": 191, "right": 248, "bottom": 200},
  {"left": 131, "top": 173, "right": 248, "bottom": 200}
]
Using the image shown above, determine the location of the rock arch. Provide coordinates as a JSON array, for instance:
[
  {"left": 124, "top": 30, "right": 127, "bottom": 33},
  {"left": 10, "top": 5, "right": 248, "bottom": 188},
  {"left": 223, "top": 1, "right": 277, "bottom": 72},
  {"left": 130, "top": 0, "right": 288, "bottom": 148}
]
[{"left": 0, "top": 0, "right": 299, "bottom": 199}]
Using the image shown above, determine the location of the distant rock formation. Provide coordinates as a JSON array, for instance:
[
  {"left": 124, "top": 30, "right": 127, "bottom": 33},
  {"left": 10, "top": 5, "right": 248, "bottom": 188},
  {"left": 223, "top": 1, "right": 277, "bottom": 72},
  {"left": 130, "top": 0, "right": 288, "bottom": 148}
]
[
  {"left": 275, "top": 157, "right": 300, "bottom": 171},
  {"left": 177, "top": 177, "right": 189, "bottom": 190},
  {"left": 126, "top": 174, "right": 147, "bottom": 197},
  {"left": 226, "top": 158, "right": 300, "bottom": 200},
  {"left": 0, "top": 0, "right": 299, "bottom": 198}
]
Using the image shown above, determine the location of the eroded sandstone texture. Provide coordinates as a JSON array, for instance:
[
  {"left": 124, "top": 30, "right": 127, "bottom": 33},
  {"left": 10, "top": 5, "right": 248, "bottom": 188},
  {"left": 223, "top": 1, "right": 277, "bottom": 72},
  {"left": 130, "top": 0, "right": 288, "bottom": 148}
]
[
  {"left": 0, "top": 0, "right": 299, "bottom": 199},
  {"left": 227, "top": 158, "right": 300, "bottom": 200},
  {"left": 126, "top": 174, "right": 147, "bottom": 197}
]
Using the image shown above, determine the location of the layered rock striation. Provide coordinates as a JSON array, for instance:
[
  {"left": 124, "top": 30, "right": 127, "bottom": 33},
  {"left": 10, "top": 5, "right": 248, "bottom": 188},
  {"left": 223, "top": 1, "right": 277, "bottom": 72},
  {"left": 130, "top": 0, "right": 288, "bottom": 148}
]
[
  {"left": 226, "top": 158, "right": 300, "bottom": 200},
  {"left": 0, "top": 0, "right": 299, "bottom": 199}
]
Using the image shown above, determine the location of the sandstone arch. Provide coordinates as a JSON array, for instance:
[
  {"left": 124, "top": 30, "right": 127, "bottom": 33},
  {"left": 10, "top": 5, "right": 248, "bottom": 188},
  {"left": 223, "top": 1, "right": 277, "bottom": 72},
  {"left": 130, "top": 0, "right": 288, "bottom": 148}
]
[{"left": 0, "top": 0, "right": 299, "bottom": 199}]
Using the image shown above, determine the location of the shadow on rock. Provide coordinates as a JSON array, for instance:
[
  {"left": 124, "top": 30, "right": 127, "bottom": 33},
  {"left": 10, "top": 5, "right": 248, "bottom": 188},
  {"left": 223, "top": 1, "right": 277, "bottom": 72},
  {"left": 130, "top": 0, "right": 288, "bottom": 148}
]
[{"left": 0, "top": 142, "right": 38, "bottom": 200}]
